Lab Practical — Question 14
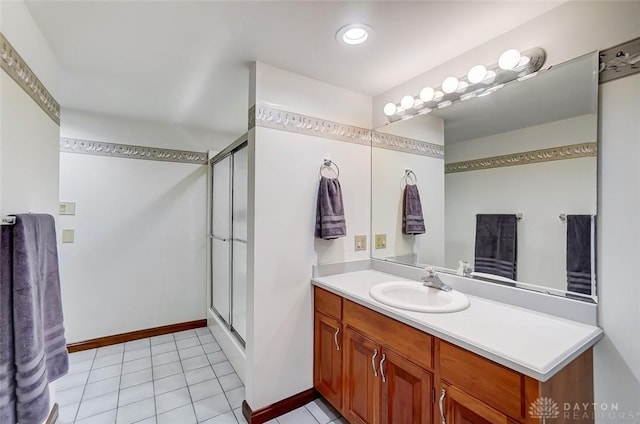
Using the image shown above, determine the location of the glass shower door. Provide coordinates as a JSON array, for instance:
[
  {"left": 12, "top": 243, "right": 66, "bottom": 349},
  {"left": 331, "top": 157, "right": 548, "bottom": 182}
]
[
  {"left": 211, "top": 155, "right": 232, "bottom": 325},
  {"left": 231, "top": 145, "right": 248, "bottom": 342}
]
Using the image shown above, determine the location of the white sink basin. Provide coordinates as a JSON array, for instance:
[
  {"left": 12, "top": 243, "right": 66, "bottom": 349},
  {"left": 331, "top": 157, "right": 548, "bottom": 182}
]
[{"left": 369, "top": 280, "right": 470, "bottom": 313}]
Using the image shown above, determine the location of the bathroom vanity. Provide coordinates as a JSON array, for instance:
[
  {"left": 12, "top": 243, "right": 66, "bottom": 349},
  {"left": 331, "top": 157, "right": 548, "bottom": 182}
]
[{"left": 311, "top": 268, "right": 602, "bottom": 424}]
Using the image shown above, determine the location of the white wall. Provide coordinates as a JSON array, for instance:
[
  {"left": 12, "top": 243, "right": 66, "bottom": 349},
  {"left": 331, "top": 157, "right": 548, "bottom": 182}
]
[
  {"left": 373, "top": 2, "right": 640, "bottom": 418},
  {"left": 0, "top": 1, "right": 60, "bottom": 419},
  {"left": 245, "top": 63, "right": 372, "bottom": 410},
  {"left": 372, "top": 114, "right": 445, "bottom": 266},
  {"left": 59, "top": 111, "right": 231, "bottom": 342},
  {"left": 62, "top": 108, "right": 236, "bottom": 151},
  {"left": 445, "top": 115, "right": 597, "bottom": 291},
  {"left": 596, "top": 73, "right": 640, "bottom": 414},
  {"left": 0, "top": 0, "right": 59, "bottom": 218}
]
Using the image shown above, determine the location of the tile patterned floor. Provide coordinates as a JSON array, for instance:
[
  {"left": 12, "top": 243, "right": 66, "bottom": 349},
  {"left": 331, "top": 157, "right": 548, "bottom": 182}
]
[{"left": 56, "top": 327, "right": 346, "bottom": 424}]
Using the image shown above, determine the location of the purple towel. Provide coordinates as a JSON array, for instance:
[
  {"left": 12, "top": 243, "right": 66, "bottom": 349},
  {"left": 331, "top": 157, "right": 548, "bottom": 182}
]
[
  {"left": 0, "top": 214, "right": 69, "bottom": 424},
  {"left": 402, "top": 184, "right": 426, "bottom": 235},
  {"left": 315, "top": 176, "right": 347, "bottom": 240}
]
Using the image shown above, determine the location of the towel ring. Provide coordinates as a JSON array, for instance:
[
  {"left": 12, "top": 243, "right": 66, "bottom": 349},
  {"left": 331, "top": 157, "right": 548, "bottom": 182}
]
[
  {"left": 320, "top": 159, "right": 340, "bottom": 178},
  {"left": 403, "top": 169, "right": 417, "bottom": 185}
]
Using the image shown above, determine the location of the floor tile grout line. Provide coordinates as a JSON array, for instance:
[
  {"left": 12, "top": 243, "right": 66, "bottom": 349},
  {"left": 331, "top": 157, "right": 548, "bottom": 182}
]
[
  {"left": 71, "top": 348, "right": 96, "bottom": 423},
  {"left": 172, "top": 331, "right": 199, "bottom": 424}
]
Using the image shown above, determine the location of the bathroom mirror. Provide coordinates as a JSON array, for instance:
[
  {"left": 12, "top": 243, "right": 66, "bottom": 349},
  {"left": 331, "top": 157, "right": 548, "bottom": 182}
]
[{"left": 371, "top": 52, "right": 598, "bottom": 301}]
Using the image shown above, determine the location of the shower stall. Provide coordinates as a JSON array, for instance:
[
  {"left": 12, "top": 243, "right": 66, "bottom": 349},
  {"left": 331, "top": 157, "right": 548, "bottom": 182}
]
[{"left": 209, "top": 134, "right": 248, "bottom": 346}]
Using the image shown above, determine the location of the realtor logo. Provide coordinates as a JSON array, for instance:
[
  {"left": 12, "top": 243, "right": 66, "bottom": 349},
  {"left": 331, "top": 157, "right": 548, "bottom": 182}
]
[{"left": 529, "top": 397, "right": 560, "bottom": 423}]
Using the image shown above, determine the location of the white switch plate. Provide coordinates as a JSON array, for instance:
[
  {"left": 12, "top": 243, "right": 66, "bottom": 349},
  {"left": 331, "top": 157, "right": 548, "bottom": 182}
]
[
  {"left": 59, "top": 202, "right": 76, "bottom": 215},
  {"left": 62, "top": 229, "right": 75, "bottom": 243},
  {"left": 354, "top": 235, "right": 367, "bottom": 251}
]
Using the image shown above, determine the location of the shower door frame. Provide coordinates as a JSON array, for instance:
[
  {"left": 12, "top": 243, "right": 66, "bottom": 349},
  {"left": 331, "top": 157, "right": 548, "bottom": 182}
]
[{"left": 208, "top": 134, "right": 248, "bottom": 348}]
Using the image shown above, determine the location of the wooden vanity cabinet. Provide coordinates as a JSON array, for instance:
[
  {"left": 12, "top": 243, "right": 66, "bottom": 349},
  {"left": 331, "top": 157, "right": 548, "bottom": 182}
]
[
  {"left": 441, "top": 384, "right": 517, "bottom": 424},
  {"left": 312, "top": 286, "right": 594, "bottom": 424},
  {"left": 314, "top": 287, "right": 344, "bottom": 410},
  {"left": 343, "top": 327, "right": 433, "bottom": 424}
]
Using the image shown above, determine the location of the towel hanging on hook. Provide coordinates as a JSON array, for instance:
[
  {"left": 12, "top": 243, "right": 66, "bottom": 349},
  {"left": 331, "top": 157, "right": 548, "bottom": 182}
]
[{"left": 319, "top": 159, "right": 340, "bottom": 179}]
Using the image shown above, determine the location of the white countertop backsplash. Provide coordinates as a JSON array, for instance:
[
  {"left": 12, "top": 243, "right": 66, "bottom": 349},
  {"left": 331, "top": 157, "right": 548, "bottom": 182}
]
[{"left": 311, "top": 268, "right": 603, "bottom": 382}]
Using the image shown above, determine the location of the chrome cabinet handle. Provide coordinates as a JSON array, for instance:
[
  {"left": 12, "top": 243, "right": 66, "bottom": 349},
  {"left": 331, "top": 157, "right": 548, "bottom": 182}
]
[
  {"left": 334, "top": 327, "right": 340, "bottom": 351},
  {"left": 371, "top": 349, "right": 378, "bottom": 377},
  {"left": 439, "top": 389, "right": 446, "bottom": 424},
  {"left": 379, "top": 353, "right": 387, "bottom": 383}
]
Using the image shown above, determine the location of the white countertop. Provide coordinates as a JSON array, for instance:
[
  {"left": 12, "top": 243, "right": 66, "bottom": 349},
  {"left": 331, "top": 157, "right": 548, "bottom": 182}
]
[{"left": 312, "top": 269, "right": 603, "bottom": 381}]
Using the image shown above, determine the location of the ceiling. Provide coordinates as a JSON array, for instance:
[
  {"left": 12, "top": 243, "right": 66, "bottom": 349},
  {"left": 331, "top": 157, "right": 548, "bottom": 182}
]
[{"left": 26, "top": 1, "right": 562, "bottom": 138}]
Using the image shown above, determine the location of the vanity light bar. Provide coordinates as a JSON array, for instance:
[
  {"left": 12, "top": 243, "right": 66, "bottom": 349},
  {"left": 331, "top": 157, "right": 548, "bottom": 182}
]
[{"left": 384, "top": 47, "right": 546, "bottom": 121}]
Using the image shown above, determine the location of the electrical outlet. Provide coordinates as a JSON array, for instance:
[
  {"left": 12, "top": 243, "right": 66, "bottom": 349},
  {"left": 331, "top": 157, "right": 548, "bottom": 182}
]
[
  {"left": 59, "top": 202, "right": 76, "bottom": 215},
  {"left": 354, "top": 235, "right": 367, "bottom": 251},
  {"left": 375, "top": 234, "right": 387, "bottom": 249}
]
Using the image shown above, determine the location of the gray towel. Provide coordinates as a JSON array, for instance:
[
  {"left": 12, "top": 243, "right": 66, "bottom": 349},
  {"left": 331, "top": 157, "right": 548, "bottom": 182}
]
[
  {"left": 566, "top": 215, "right": 593, "bottom": 295},
  {"left": 315, "top": 176, "right": 347, "bottom": 240},
  {"left": 0, "top": 214, "right": 69, "bottom": 424},
  {"left": 474, "top": 214, "right": 518, "bottom": 281},
  {"left": 402, "top": 184, "right": 425, "bottom": 235}
]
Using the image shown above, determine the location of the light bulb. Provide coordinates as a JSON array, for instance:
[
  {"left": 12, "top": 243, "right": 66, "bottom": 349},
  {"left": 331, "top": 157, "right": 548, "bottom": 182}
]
[
  {"left": 343, "top": 28, "right": 368, "bottom": 45},
  {"left": 498, "top": 49, "right": 521, "bottom": 70},
  {"left": 383, "top": 103, "right": 397, "bottom": 116},
  {"left": 482, "top": 70, "right": 496, "bottom": 84},
  {"left": 433, "top": 90, "right": 444, "bottom": 101},
  {"left": 336, "top": 24, "right": 372, "bottom": 45},
  {"left": 442, "top": 76, "right": 459, "bottom": 93},
  {"left": 517, "top": 56, "right": 531, "bottom": 67},
  {"left": 419, "top": 87, "right": 435, "bottom": 102},
  {"left": 400, "top": 95, "right": 415, "bottom": 109},
  {"left": 456, "top": 81, "right": 468, "bottom": 92},
  {"left": 467, "top": 65, "right": 487, "bottom": 84}
]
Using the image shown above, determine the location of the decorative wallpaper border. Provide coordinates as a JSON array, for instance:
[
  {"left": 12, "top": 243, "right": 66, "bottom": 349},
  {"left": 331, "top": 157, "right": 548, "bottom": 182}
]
[
  {"left": 60, "top": 138, "right": 208, "bottom": 164},
  {"left": 249, "top": 105, "right": 444, "bottom": 159},
  {"left": 599, "top": 36, "right": 640, "bottom": 84},
  {"left": 445, "top": 142, "right": 597, "bottom": 174},
  {"left": 0, "top": 32, "right": 60, "bottom": 125},
  {"left": 371, "top": 131, "right": 444, "bottom": 159},
  {"left": 251, "top": 105, "right": 372, "bottom": 146}
]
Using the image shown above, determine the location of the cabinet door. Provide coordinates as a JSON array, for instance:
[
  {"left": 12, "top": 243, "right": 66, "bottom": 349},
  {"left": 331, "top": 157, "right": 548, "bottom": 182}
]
[
  {"left": 441, "top": 385, "right": 514, "bottom": 424},
  {"left": 314, "top": 312, "right": 343, "bottom": 410},
  {"left": 380, "top": 348, "right": 433, "bottom": 424},
  {"left": 345, "top": 328, "right": 381, "bottom": 424}
]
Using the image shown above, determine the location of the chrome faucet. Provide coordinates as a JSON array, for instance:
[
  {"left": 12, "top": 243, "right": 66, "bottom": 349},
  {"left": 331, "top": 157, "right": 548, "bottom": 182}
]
[{"left": 421, "top": 267, "right": 453, "bottom": 292}]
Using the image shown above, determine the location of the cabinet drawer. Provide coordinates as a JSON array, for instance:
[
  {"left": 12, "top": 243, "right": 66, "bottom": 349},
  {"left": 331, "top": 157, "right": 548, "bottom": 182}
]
[
  {"left": 314, "top": 286, "right": 342, "bottom": 320},
  {"left": 344, "top": 300, "right": 433, "bottom": 370},
  {"left": 440, "top": 341, "right": 524, "bottom": 420}
]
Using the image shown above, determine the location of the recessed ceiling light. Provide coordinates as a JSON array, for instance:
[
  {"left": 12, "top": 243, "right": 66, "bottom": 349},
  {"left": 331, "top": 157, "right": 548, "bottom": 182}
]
[{"left": 336, "top": 24, "right": 372, "bottom": 45}]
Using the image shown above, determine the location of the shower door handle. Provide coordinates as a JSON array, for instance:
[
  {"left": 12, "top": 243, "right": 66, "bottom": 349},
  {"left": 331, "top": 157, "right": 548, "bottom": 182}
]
[{"left": 209, "top": 234, "right": 229, "bottom": 242}]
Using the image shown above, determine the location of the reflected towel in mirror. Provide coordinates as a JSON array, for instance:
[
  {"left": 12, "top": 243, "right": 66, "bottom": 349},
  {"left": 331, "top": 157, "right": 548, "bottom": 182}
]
[
  {"left": 566, "top": 215, "right": 593, "bottom": 295},
  {"left": 474, "top": 214, "right": 518, "bottom": 281}
]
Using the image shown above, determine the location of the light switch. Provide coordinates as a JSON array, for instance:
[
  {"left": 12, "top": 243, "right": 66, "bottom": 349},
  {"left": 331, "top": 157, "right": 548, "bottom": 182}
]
[
  {"left": 375, "top": 234, "right": 387, "bottom": 249},
  {"left": 354, "top": 235, "right": 367, "bottom": 251},
  {"left": 59, "top": 202, "right": 76, "bottom": 215},
  {"left": 62, "top": 229, "right": 75, "bottom": 243}
]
